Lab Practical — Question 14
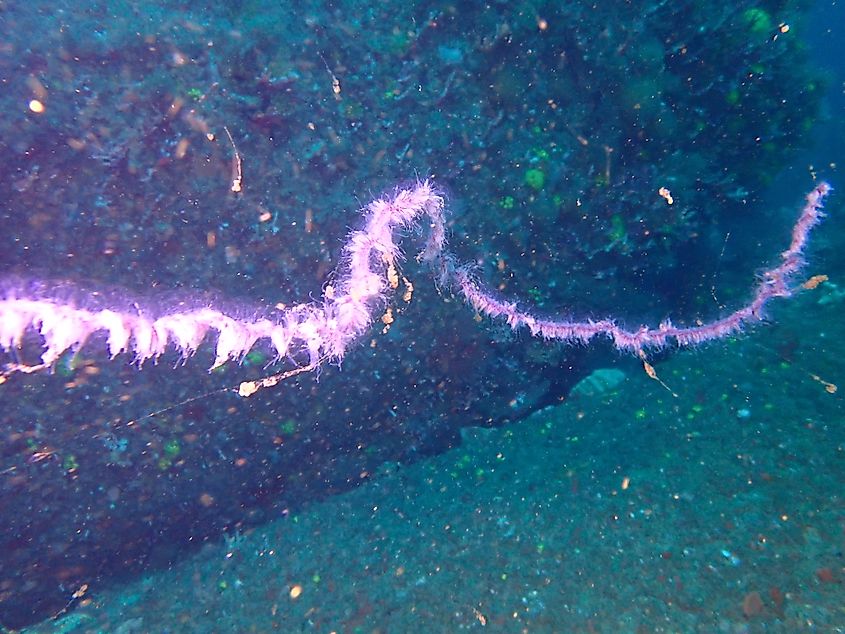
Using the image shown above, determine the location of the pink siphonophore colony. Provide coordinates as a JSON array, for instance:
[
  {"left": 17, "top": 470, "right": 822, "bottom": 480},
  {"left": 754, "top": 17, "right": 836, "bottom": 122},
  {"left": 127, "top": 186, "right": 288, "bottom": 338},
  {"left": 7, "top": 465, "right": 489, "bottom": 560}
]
[{"left": 0, "top": 180, "right": 832, "bottom": 380}]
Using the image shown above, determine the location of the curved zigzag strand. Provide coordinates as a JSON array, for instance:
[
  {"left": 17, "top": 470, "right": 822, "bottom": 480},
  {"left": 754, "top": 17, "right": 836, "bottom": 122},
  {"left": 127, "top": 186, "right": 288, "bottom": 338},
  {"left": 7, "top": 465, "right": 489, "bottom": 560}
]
[{"left": 0, "top": 180, "right": 832, "bottom": 375}]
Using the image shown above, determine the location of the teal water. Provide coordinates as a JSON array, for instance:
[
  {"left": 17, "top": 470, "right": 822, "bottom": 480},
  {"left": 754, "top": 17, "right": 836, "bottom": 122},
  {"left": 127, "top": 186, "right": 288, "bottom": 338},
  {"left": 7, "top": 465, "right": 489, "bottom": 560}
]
[{"left": 0, "top": 1, "right": 842, "bottom": 631}]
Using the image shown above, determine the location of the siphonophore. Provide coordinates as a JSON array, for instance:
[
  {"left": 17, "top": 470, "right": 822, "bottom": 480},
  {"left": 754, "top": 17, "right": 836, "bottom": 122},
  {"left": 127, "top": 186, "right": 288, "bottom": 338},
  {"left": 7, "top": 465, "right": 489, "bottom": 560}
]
[{"left": 0, "top": 180, "right": 832, "bottom": 390}]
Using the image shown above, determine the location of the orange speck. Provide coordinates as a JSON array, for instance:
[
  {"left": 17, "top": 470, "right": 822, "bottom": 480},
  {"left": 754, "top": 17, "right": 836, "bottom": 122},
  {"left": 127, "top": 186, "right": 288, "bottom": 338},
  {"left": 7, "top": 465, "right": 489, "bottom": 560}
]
[
  {"left": 289, "top": 584, "right": 303, "bottom": 599},
  {"left": 769, "top": 586, "right": 784, "bottom": 609},
  {"left": 742, "top": 591, "right": 764, "bottom": 618},
  {"left": 802, "top": 274, "right": 828, "bottom": 290},
  {"left": 174, "top": 137, "right": 190, "bottom": 160},
  {"left": 816, "top": 567, "right": 835, "bottom": 583},
  {"left": 168, "top": 98, "right": 185, "bottom": 117},
  {"left": 26, "top": 75, "right": 47, "bottom": 100},
  {"left": 198, "top": 492, "right": 215, "bottom": 507},
  {"left": 28, "top": 99, "right": 45, "bottom": 114}
]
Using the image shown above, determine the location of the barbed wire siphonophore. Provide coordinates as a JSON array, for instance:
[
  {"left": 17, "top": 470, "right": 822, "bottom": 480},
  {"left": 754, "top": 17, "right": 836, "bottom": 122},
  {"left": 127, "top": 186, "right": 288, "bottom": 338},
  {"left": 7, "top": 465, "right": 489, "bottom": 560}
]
[{"left": 0, "top": 180, "right": 832, "bottom": 394}]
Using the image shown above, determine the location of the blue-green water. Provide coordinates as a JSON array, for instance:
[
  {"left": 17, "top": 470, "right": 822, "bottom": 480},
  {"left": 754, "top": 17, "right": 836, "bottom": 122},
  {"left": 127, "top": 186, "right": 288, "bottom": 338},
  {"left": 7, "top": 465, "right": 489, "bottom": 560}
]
[{"left": 0, "top": 1, "right": 842, "bottom": 631}]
